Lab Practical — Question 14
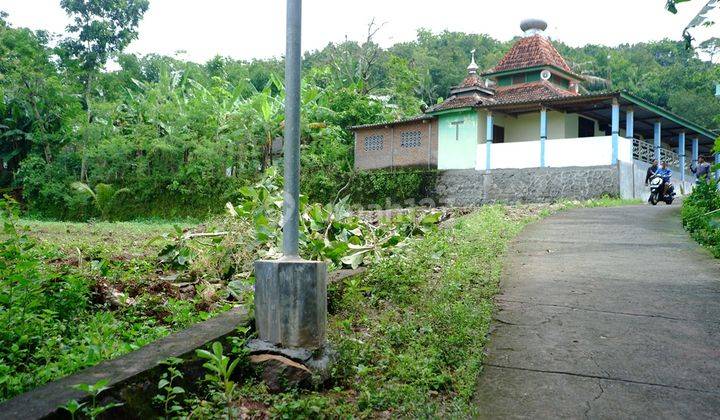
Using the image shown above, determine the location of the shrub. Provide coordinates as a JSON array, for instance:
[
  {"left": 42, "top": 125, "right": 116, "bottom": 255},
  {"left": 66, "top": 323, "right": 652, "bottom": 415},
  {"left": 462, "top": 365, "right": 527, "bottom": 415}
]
[
  {"left": 349, "top": 169, "right": 438, "bottom": 207},
  {"left": 681, "top": 180, "right": 720, "bottom": 257}
]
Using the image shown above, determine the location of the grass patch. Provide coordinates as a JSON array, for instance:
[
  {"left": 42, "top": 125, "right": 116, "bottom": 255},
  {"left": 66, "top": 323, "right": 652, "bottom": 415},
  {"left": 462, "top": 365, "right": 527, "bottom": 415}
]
[{"left": 560, "top": 196, "right": 643, "bottom": 208}]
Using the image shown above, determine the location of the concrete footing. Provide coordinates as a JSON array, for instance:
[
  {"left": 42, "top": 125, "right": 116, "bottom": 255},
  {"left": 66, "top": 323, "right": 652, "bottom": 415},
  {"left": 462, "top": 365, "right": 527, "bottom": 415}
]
[
  {"left": 254, "top": 258, "right": 327, "bottom": 348},
  {"left": 252, "top": 258, "right": 330, "bottom": 391}
]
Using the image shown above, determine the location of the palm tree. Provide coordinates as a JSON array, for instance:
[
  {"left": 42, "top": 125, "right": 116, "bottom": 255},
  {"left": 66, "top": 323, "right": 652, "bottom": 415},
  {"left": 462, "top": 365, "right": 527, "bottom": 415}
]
[{"left": 71, "top": 182, "right": 130, "bottom": 220}]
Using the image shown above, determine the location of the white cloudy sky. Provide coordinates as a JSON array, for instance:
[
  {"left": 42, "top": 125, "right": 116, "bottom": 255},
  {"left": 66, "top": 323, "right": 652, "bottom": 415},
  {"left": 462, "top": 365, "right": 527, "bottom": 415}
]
[{"left": 0, "top": 0, "right": 717, "bottom": 63}]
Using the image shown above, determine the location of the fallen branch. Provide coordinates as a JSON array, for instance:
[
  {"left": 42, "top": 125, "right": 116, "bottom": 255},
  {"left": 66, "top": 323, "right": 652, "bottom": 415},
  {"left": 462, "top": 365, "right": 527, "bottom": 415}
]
[{"left": 183, "top": 231, "right": 229, "bottom": 239}]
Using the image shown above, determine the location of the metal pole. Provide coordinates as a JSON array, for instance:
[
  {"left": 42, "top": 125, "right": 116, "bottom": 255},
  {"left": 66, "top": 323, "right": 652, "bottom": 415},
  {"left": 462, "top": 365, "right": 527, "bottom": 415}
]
[{"left": 282, "top": 0, "right": 302, "bottom": 257}]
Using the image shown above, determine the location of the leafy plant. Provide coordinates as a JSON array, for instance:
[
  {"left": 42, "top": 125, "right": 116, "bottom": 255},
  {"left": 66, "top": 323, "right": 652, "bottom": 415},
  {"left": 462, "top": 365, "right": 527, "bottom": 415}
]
[
  {"left": 59, "top": 399, "right": 84, "bottom": 420},
  {"left": 71, "top": 182, "right": 131, "bottom": 220},
  {"left": 152, "top": 225, "right": 196, "bottom": 268},
  {"left": 196, "top": 342, "right": 240, "bottom": 416},
  {"left": 154, "top": 357, "right": 186, "bottom": 419},
  {"left": 64, "top": 379, "right": 123, "bottom": 420}
]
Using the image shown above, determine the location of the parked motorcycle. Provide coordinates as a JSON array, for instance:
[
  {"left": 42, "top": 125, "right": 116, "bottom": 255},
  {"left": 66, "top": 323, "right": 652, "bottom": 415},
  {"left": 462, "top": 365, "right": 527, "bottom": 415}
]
[{"left": 648, "top": 175, "right": 675, "bottom": 205}]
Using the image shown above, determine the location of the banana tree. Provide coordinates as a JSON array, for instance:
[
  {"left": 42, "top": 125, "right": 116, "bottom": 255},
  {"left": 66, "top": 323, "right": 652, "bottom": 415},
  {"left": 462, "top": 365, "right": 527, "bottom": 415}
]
[{"left": 71, "top": 182, "right": 130, "bottom": 220}]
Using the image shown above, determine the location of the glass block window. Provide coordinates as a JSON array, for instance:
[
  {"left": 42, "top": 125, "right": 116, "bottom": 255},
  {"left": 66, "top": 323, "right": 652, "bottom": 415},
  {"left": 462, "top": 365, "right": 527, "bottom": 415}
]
[
  {"left": 400, "top": 131, "right": 422, "bottom": 148},
  {"left": 364, "top": 135, "right": 384, "bottom": 151}
]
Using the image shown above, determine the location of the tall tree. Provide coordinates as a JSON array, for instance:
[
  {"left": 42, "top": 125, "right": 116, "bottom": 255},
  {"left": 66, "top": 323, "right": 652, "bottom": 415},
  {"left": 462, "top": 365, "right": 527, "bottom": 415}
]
[
  {"left": 666, "top": 0, "right": 719, "bottom": 47},
  {"left": 59, "top": 0, "right": 149, "bottom": 181}
]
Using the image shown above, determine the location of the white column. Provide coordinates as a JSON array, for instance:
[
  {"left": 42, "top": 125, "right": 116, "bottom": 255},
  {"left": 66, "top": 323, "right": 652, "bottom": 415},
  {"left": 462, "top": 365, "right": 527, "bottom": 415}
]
[
  {"left": 611, "top": 99, "right": 620, "bottom": 164},
  {"left": 486, "top": 112, "right": 493, "bottom": 171},
  {"left": 653, "top": 121, "right": 662, "bottom": 161},
  {"left": 691, "top": 138, "right": 699, "bottom": 168},
  {"left": 678, "top": 132, "right": 686, "bottom": 185},
  {"left": 625, "top": 107, "right": 634, "bottom": 139},
  {"left": 540, "top": 107, "right": 547, "bottom": 168}
]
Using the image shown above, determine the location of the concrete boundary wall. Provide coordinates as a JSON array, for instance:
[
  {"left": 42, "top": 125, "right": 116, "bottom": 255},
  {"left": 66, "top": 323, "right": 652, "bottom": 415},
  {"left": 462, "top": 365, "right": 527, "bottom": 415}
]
[
  {"left": 437, "top": 165, "right": 620, "bottom": 206},
  {"left": 437, "top": 160, "right": 695, "bottom": 207}
]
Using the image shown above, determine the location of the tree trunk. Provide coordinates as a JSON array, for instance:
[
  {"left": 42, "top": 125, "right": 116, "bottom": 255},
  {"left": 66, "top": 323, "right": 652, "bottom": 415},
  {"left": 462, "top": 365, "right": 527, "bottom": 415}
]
[
  {"left": 23, "top": 79, "right": 52, "bottom": 164},
  {"left": 81, "top": 74, "right": 93, "bottom": 182}
]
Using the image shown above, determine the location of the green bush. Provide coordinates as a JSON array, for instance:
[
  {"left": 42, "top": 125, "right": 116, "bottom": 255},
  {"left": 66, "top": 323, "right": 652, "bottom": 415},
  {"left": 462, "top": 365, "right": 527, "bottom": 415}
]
[
  {"left": 681, "top": 180, "right": 720, "bottom": 257},
  {"left": 349, "top": 169, "right": 438, "bottom": 207}
]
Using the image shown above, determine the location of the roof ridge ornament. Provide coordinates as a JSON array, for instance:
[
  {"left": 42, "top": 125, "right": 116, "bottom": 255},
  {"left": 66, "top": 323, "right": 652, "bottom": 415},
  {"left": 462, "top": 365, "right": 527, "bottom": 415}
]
[
  {"left": 520, "top": 18, "right": 547, "bottom": 37},
  {"left": 467, "top": 49, "right": 479, "bottom": 74}
]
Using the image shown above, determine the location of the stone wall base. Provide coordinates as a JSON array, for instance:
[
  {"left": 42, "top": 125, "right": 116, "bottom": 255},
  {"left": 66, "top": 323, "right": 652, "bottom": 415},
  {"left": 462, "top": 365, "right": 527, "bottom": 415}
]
[{"left": 436, "top": 165, "right": 621, "bottom": 206}]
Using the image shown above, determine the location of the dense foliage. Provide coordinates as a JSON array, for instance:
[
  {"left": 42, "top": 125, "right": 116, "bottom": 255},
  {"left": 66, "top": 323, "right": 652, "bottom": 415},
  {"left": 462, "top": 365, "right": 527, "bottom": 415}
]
[
  {"left": 682, "top": 179, "right": 720, "bottom": 257},
  {"left": 1, "top": 11, "right": 719, "bottom": 219}
]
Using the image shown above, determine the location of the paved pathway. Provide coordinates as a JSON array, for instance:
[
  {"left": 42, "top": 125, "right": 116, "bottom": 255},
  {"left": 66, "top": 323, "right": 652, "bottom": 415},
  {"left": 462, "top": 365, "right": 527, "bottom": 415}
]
[{"left": 475, "top": 204, "right": 720, "bottom": 419}]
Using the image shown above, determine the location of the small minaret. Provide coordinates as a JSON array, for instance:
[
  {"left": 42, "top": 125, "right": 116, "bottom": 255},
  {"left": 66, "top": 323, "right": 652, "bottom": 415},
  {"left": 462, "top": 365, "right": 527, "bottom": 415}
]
[{"left": 467, "top": 49, "right": 479, "bottom": 74}]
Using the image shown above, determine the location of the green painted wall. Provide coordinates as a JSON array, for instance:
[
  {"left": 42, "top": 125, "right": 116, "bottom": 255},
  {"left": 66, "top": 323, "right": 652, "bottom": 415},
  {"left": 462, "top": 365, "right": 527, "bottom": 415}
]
[
  {"left": 498, "top": 76, "right": 512, "bottom": 86},
  {"left": 526, "top": 71, "right": 541, "bottom": 82},
  {"left": 438, "top": 109, "right": 478, "bottom": 169}
]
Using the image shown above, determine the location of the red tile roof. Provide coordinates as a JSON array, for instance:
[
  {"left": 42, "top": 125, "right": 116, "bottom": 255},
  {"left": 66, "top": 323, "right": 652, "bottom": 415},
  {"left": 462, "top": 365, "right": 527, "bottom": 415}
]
[
  {"left": 426, "top": 93, "right": 495, "bottom": 113},
  {"left": 459, "top": 73, "right": 483, "bottom": 88},
  {"left": 489, "top": 34, "right": 574, "bottom": 75},
  {"left": 426, "top": 80, "right": 578, "bottom": 113},
  {"left": 494, "top": 81, "right": 578, "bottom": 103}
]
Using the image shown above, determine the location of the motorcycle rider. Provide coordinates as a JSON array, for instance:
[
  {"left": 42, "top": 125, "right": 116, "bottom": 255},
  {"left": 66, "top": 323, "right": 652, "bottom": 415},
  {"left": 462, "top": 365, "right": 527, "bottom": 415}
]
[
  {"left": 656, "top": 161, "right": 673, "bottom": 198},
  {"left": 645, "top": 160, "right": 659, "bottom": 185}
]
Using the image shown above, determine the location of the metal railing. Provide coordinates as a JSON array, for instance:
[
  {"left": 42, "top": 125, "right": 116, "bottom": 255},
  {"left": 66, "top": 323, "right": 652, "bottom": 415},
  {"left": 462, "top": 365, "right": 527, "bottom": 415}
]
[{"left": 632, "top": 138, "right": 685, "bottom": 169}]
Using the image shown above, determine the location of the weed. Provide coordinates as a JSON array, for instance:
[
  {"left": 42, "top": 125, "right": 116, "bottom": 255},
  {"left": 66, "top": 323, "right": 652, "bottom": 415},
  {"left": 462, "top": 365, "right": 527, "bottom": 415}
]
[
  {"left": 60, "top": 379, "right": 123, "bottom": 420},
  {"left": 153, "top": 357, "right": 186, "bottom": 419},
  {"left": 196, "top": 342, "right": 241, "bottom": 417}
]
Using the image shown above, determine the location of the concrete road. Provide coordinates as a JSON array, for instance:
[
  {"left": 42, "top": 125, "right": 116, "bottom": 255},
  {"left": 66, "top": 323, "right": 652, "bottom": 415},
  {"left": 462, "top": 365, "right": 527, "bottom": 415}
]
[{"left": 475, "top": 204, "right": 720, "bottom": 419}]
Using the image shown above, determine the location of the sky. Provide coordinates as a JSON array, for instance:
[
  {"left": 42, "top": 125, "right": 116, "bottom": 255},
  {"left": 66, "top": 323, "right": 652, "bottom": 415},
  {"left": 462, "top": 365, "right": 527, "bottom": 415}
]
[{"left": 0, "top": 0, "right": 717, "bottom": 64}]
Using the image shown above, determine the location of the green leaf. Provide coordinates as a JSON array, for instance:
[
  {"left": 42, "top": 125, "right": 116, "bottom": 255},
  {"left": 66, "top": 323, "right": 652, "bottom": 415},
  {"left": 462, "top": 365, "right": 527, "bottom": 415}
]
[
  {"left": 421, "top": 212, "right": 442, "bottom": 226},
  {"left": 341, "top": 251, "right": 367, "bottom": 269},
  {"left": 238, "top": 186, "right": 255, "bottom": 198}
]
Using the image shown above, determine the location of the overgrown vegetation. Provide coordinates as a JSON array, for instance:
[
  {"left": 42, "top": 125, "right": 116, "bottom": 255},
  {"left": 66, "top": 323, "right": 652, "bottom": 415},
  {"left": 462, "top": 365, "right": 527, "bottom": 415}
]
[
  {"left": 0, "top": 167, "right": 444, "bottom": 402},
  {"left": 1, "top": 8, "right": 719, "bottom": 220},
  {"left": 128, "top": 199, "right": 634, "bottom": 418},
  {"left": 0, "top": 198, "right": 217, "bottom": 401},
  {"left": 682, "top": 179, "right": 720, "bottom": 257}
]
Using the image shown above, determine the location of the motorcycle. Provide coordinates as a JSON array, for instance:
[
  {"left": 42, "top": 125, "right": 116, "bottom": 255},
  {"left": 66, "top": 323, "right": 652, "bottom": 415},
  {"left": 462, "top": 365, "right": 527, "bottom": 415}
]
[{"left": 648, "top": 175, "right": 675, "bottom": 205}]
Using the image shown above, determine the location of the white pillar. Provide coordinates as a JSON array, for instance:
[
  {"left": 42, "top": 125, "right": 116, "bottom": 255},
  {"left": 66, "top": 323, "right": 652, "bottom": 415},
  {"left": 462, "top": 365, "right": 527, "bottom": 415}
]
[
  {"left": 691, "top": 138, "right": 699, "bottom": 167},
  {"left": 611, "top": 99, "right": 620, "bottom": 164},
  {"left": 653, "top": 121, "right": 662, "bottom": 161},
  {"left": 540, "top": 107, "right": 547, "bottom": 167},
  {"left": 678, "top": 132, "right": 686, "bottom": 185},
  {"left": 625, "top": 107, "right": 634, "bottom": 139},
  {"left": 486, "top": 112, "right": 493, "bottom": 171}
]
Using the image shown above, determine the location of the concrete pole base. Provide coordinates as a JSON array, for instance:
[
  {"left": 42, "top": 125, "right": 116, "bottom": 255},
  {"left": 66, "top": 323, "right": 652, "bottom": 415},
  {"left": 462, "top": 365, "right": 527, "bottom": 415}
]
[
  {"left": 254, "top": 258, "right": 327, "bottom": 349},
  {"left": 251, "top": 258, "right": 331, "bottom": 391}
]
